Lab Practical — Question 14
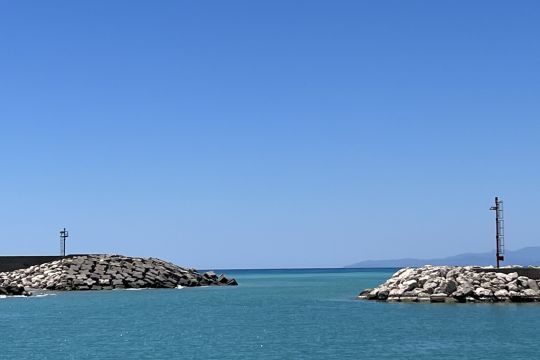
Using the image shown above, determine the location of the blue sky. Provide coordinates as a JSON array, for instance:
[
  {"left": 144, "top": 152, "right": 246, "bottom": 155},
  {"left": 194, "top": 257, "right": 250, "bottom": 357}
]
[{"left": 0, "top": 1, "right": 539, "bottom": 268}]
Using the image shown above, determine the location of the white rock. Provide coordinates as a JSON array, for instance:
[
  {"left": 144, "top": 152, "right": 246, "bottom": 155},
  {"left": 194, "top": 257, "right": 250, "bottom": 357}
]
[
  {"left": 397, "top": 268, "right": 415, "bottom": 280},
  {"left": 474, "top": 288, "right": 492, "bottom": 297},
  {"left": 523, "top": 289, "right": 538, "bottom": 297},
  {"left": 505, "top": 272, "right": 518, "bottom": 282},
  {"left": 403, "top": 280, "right": 418, "bottom": 291},
  {"left": 389, "top": 288, "right": 404, "bottom": 297},
  {"left": 495, "top": 272, "right": 507, "bottom": 280}
]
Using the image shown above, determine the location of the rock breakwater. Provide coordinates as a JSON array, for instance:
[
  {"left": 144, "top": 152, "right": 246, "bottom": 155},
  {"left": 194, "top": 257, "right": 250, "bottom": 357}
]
[
  {"left": 0, "top": 254, "right": 237, "bottom": 295},
  {"left": 358, "top": 265, "right": 540, "bottom": 303}
]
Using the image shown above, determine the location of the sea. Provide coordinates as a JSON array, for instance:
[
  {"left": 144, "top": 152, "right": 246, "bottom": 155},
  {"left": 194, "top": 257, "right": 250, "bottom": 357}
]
[{"left": 1, "top": 268, "right": 539, "bottom": 359}]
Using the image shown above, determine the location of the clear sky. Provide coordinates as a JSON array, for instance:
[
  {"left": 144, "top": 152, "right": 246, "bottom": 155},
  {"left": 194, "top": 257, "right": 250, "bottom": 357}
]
[{"left": 0, "top": 1, "right": 538, "bottom": 268}]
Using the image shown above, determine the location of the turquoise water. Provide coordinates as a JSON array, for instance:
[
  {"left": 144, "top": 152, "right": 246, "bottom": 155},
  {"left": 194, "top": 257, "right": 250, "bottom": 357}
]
[{"left": 1, "top": 268, "right": 540, "bottom": 359}]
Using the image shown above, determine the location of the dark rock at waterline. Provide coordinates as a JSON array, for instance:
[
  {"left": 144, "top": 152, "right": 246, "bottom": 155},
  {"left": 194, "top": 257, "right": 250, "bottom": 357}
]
[{"left": 0, "top": 285, "right": 28, "bottom": 296}]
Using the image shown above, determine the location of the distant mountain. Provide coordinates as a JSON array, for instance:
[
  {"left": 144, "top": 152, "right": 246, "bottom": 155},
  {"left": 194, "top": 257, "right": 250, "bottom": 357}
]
[{"left": 345, "top": 247, "right": 540, "bottom": 268}]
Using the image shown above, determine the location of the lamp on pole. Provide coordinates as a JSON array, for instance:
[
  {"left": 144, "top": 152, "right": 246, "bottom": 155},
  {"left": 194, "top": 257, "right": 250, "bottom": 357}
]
[
  {"left": 490, "top": 197, "right": 504, "bottom": 268},
  {"left": 60, "top": 228, "right": 69, "bottom": 257}
]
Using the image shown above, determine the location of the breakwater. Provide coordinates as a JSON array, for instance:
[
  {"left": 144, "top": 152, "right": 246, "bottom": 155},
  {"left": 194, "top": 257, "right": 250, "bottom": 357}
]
[
  {"left": 358, "top": 265, "right": 540, "bottom": 303},
  {"left": 0, "top": 254, "right": 237, "bottom": 295}
]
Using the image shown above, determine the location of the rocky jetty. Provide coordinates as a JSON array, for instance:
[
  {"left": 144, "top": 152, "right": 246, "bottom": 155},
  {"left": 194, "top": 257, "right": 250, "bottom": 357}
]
[
  {"left": 0, "top": 254, "right": 237, "bottom": 295},
  {"left": 358, "top": 265, "right": 540, "bottom": 303}
]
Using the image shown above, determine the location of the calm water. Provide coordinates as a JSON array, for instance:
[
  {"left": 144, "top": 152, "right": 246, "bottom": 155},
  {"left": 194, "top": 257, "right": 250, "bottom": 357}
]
[{"left": 1, "top": 268, "right": 540, "bottom": 359}]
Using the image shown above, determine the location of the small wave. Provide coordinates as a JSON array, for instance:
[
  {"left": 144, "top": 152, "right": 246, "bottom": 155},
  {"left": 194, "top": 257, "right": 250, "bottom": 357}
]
[
  {"left": 0, "top": 295, "right": 31, "bottom": 299},
  {"left": 112, "top": 288, "right": 149, "bottom": 291},
  {"left": 176, "top": 285, "right": 184, "bottom": 289},
  {"left": 125, "top": 288, "right": 150, "bottom": 291},
  {"left": 34, "top": 294, "right": 57, "bottom": 298}
]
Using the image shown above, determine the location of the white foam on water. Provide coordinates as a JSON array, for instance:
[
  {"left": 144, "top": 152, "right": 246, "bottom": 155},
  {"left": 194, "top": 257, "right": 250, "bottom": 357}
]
[
  {"left": 34, "top": 294, "right": 57, "bottom": 298},
  {"left": 0, "top": 295, "right": 32, "bottom": 299},
  {"left": 176, "top": 285, "right": 184, "bottom": 289},
  {"left": 112, "top": 288, "right": 149, "bottom": 291}
]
